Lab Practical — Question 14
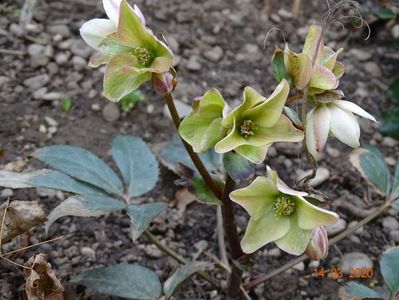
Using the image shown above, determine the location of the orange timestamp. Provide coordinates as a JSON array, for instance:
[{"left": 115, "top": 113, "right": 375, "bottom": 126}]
[{"left": 312, "top": 267, "right": 374, "bottom": 279}]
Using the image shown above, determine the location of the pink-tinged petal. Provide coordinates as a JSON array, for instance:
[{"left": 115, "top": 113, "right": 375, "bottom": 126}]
[
  {"left": 332, "top": 61, "right": 345, "bottom": 79},
  {"left": 312, "top": 105, "right": 331, "bottom": 153},
  {"left": 296, "top": 197, "right": 339, "bottom": 230},
  {"left": 88, "top": 52, "right": 112, "bottom": 67},
  {"left": 284, "top": 45, "right": 312, "bottom": 90},
  {"left": 302, "top": 25, "right": 323, "bottom": 59},
  {"left": 329, "top": 105, "right": 360, "bottom": 148},
  {"left": 334, "top": 100, "right": 376, "bottom": 122},
  {"left": 314, "top": 90, "right": 344, "bottom": 103},
  {"left": 133, "top": 4, "right": 146, "bottom": 25},
  {"left": 310, "top": 64, "right": 338, "bottom": 90},
  {"left": 103, "top": 0, "right": 122, "bottom": 24},
  {"left": 229, "top": 176, "right": 279, "bottom": 217},
  {"left": 103, "top": 53, "right": 151, "bottom": 102},
  {"left": 305, "top": 108, "right": 318, "bottom": 159},
  {"left": 305, "top": 226, "right": 329, "bottom": 260},
  {"left": 80, "top": 18, "right": 117, "bottom": 50}
]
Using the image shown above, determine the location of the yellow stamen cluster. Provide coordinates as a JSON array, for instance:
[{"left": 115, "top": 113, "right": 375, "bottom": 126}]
[
  {"left": 132, "top": 47, "right": 152, "bottom": 66},
  {"left": 240, "top": 120, "right": 255, "bottom": 138},
  {"left": 273, "top": 195, "right": 295, "bottom": 216}
]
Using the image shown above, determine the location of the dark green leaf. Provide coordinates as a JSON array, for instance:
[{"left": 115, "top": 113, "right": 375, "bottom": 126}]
[
  {"left": 32, "top": 145, "right": 123, "bottom": 196},
  {"left": 127, "top": 202, "right": 166, "bottom": 241},
  {"left": 271, "top": 46, "right": 292, "bottom": 84},
  {"left": 283, "top": 106, "right": 302, "bottom": 127},
  {"left": 380, "top": 246, "right": 399, "bottom": 295},
  {"left": 112, "top": 136, "right": 159, "bottom": 198},
  {"left": 223, "top": 152, "right": 254, "bottom": 181},
  {"left": 373, "top": 7, "right": 396, "bottom": 20},
  {"left": 61, "top": 98, "right": 73, "bottom": 112},
  {"left": 391, "top": 162, "right": 399, "bottom": 201},
  {"left": 163, "top": 262, "right": 211, "bottom": 298},
  {"left": 339, "top": 282, "right": 384, "bottom": 299},
  {"left": 388, "top": 77, "right": 399, "bottom": 103},
  {"left": 46, "top": 195, "right": 125, "bottom": 232},
  {"left": 190, "top": 177, "right": 222, "bottom": 205},
  {"left": 120, "top": 90, "right": 146, "bottom": 112},
  {"left": 71, "top": 264, "right": 161, "bottom": 299},
  {"left": 349, "top": 146, "right": 391, "bottom": 195},
  {"left": 379, "top": 110, "right": 399, "bottom": 140}
]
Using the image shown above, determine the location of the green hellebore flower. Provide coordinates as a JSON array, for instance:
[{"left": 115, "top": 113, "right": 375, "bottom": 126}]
[
  {"left": 229, "top": 167, "right": 339, "bottom": 255},
  {"left": 284, "top": 25, "right": 344, "bottom": 95},
  {"left": 179, "top": 89, "right": 228, "bottom": 152},
  {"left": 214, "top": 79, "right": 303, "bottom": 164},
  {"left": 81, "top": 0, "right": 174, "bottom": 102}
]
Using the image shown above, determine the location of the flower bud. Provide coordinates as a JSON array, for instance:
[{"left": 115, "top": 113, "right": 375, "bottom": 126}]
[
  {"left": 305, "top": 226, "right": 329, "bottom": 260},
  {"left": 151, "top": 72, "right": 175, "bottom": 96}
]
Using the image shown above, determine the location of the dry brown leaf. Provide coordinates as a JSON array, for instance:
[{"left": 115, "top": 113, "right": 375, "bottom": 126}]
[
  {"left": 0, "top": 200, "right": 47, "bottom": 244},
  {"left": 175, "top": 188, "right": 196, "bottom": 213},
  {"left": 24, "top": 253, "right": 64, "bottom": 300}
]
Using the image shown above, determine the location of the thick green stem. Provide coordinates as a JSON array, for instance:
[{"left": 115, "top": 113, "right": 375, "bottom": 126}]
[
  {"left": 164, "top": 93, "right": 222, "bottom": 199},
  {"left": 144, "top": 230, "right": 220, "bottom": 288},
  {"left": 243, "top": 200, "right": 391, "bottom": 290}
]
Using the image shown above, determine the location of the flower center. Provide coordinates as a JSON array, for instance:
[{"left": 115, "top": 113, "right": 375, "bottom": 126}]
[
  {"left": 131, "top": 47, "right": 152, "bottom": 66},
  {"left": 273, "top": 195, "right": 295, "bottom": 216},
  {"left": 240, "top": 120, "right": 255, "bottom": 138}
]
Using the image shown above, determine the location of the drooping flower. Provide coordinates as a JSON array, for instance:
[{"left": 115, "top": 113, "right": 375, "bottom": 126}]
[
  {"left": 306, "top": 90, "right": 377, "bottom": 158},
  {"left": 179, "top": 89, "right": 228, "bottom": 152},
  {"left": 80, "top": 0, "right": 174, "bottom": 102},
  {"left": 214, "top": 79, "right": 303, "bottom": 164},
  {"left": 305, "top": 226, "right": 329, "bottom": 260},
  {"left": 284, "top": 25, "right": 344, "bottom": 95},
  {"left": 229, "top": 167, "right": 338, "bottom": 255}
]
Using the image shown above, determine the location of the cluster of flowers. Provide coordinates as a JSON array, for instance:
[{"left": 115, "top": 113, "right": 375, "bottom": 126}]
[{"left": 81, "top": 0, "right": 375, "bottom": 258}]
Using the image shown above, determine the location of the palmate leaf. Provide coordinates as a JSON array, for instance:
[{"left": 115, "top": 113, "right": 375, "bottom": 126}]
[
  {"left": 71, "top": 264, "right": 162, "bottom": 299},
  {"left": 46, "top": 195, "right": 125, "bottom": 232},
  {"left": 32, "top": 145, "right": 123, "bottom": 196},
  {"left": 127, "top": 202, "right": 167, "bottom": 241},
  {"left": 349, "top": 145, "right": 391, "bottom": 196},
  {"left": 380, "top": 246, "right": 399, "bottom": 296},
  {"left": 112, "top": 136, "right": 159, "bottom": 198},
  {"left": 338, "top": 282, "right": 385, "bottom": 300},
  {"left": 223, "top": 151, "right": 254, "bottom": 181},
  {"left": 163, "top": 262, "right": 211, "bottom": 298}
]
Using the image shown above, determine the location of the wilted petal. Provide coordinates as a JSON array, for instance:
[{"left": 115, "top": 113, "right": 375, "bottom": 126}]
[
  {"left": 242, "top": 79, "right": 289, "bottom": 127},
  {"left": 332, "top": 61, "right": 345, "bottom": 79},
  {"left": 334, "top": 100, "right": 376, "bottom": 122},
  {"left": 103, "top": 0, "right": 122, "bottom": 24},
  {"left": 310, "top": 64, "right": 338, "bottom": 90},
  {"left": 329, "top": 106, "right": 360, "bottom": 148},
  {"left": 296, "top": 197, "right": 338, "bottom": 230},
  {"left": 88, "top": 52, "right": 112, "bottom": 67},
  {"left": 103, "top": 53, "right": 151, "bottom": 102},
  {"left": 229, "top": 176, "right": 279, "bottom": 217},
  {"left": 80, "top": 18, "right": 117, "bottom": 50},
  {"left": 284, "top": 46, "right": 312, "bottom": 90},
  {"left": 275, "top": 213, "right": 313, "bottom": 255},
  {"left": 302, "top": 25, "right": 323, "bottom": 59},
  {"left": 241, "top": 204, "right": 290, "bottom": 254},
  {"left": 235, "top": 144, "right": 270, "bottom": 164},
  {"left": 316, "top": 46, "right": 342, "bottom": 70},
  {"left": 314, "top": 90, "right": 344, "bottom": 103}
]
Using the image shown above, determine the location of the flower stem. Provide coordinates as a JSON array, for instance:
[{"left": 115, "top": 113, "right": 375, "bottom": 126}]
[
  {"left": 243, "top": 200, "right": 391, "bottom": 290},
  {"left": 164, "top": 93, "right": 223, "bottom": 199},
  {"left": 143, "top": 230, "right": 220, "bottom": 288}
]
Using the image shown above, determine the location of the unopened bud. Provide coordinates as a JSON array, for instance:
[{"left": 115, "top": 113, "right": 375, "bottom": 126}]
[
  {"left": 305, "top": 226, "right": 329, "bottom": 261},
  {"left": 152, "top": 72, "right": 175, "bottom": 96}
]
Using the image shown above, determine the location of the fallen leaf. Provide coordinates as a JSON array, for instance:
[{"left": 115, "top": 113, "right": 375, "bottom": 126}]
[
  {"left": 24, "top": 253, "right": 64, "bottom": 300},
  {"left": 175, "top": 188, "right": 196, "bottom": 213},
  {"left": 0, "top": 200, "right": 47, "bottom": 244}
]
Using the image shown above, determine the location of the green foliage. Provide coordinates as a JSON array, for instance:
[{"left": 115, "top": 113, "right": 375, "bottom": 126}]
[
  {"left": 339, "top": 246, "right": 399, "bottom": 300},
  {"left": 120, "top": 90, "right": 146, "bottom": 112},
  {"left": 60, "top": 98, "right": 73, "bottom": 112},
  {"left": 379, "top": 77, "right": 399, "bottom": 139},
  {"left": 372, "top": 6, "right": 397, "bottom": 20},
  {"left": 71, "top": 264, "right": 162, "bottom": 299},
  {"left": 163, "top": 262, "right": 211, "bottom": 298},
  {"left": 271, "top": 47, "right": 292, "bottom": 84},
  {"left": 190, "top": 176, "right": 222, "bottom": 205},
  {"left": 223, "top": 151, "right": 254, "bottom": 181}
]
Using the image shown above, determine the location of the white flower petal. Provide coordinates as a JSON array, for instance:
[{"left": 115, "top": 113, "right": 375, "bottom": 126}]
[
  {"left": 80, "top": 18, "right": 117, "bottom": 50},
  {"left": 334, "top": 100, "right": 376, "bottom": 122},
  {"left": 312, "top": 105, "right": 331, "bottom": 153},
  {"left": 133, "top": 4, "right": 146, "bottom": 25},
  {"left": 103, "top": 0, "right": 122, "bottom": 24},
  {"left": 305, "top": 108, "right": 318, "bottom": 159},
  {"left": 329, "top": 105, "right": 360, "bottom": 148}
]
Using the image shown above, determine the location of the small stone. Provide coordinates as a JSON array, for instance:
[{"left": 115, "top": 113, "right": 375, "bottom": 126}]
[
  {"left": 146, "top": 104, "right": 155, "bottom": 114},
  {"left": 298, "top": 167, "right": 330, "bottom": 187},
  {"left": 382, "top": 216, "right": 399, "bottom": 231},
  {"left": 267, "top": 146, "right": 277, "bottom": 157},
  {"left": 30, "top": 55, "right": 49, "bottom": 68},
  {"left": 48, "top": 126, "right": 57, "bottom": 135},
  {"left": 309, "top": 260, "right": 320, "bottom": 269},
  {"left": 23, "top": 74, "right": 50, "bottom": 89},
  {"left": 187, "top": 55, "right": 202, "bottom": 71},
  {"left": 0, "top": 76, "right": 10, "bottom": 88},
  {"left": 340, "top": 252, "right": 373, "bottom": 274},
  {"left": 33, "top": 87, "right": 48, "bottom": 99},
  {"left": 1, "top": 189, "right": 13, "bottom": 198},
  {"left": 27, "top": 44, "right": 45, "bottom": 56},
  {"left": 80, "top": 247, "right": 96, "bottom": 259},
  {"left": 389, "top": 230, "right": 399, "bottom": 242},
  {"left": 71, "top": 40, "right": 92, "bottom": 58},
  {"left": 9, "top": 23, "right": 24, "bottom": 37},
  {"left": 166, "top": 35, "right": 179, "bottom": 53},
  {"left": 144, "top": 244, "right": 163, "bottom": 258},
  {"left": 55, "top": 52, "right": 69, "bottom": 65},
  {"left": 268, "top": 247, "right": 281, "bottom": 257},
  {"left": 326, "top": 146, "right": 340, "bottom": 158},
  {"left": 349, "top": 49, "right": 372, "bottom": 61},
  {"left": 382, "top": 136, "right": 397, "bottom": 147},
  {"left": 364, "top": 62, "right": 382, "bottom": 77},
  {"left": 44, "top": 116, "right": 58, "bottom": 127},
  {"left": 203, "top": 46, "right": 223, "bottom": 62},
  {"left": 42, "top": 92, "right": 65, "bottom": 101},
  {"left": 36, "top": 187, "right": 56, "bottom": 198},
  {"left": 326, "top": 219, "right": 347, "bottom": 236},
  {"left": 91, "top": 103, "right": 101, "bottom": 111},
  {"left": 293, "top": 262, "right": 305, "bottom": 271},
  {"left": 194, "top": 240, "right": 209, "bottom": 251},
  {"left": 48, "top": 24, "right": 71, "bottom": 38},
  {"left": 72, "top": 56, "right": 87, "bottom": 70},
  {"left": 278, "top": 8, "right": 293, "bottom": 19},
  {"left": 386, "top": 157, "right": 396, "bottom": 167},
  {"left": 39, "top": 124, "right": 47, "bottom": 133},
  {"left": 102, "top": 103, "right": 120, "bottom": 122},
  {"left": 163, "top": 100, "right": 191, "bottom": 119},
  {"left": 392, "top": 24, "right": 399, "bottom": 39}
]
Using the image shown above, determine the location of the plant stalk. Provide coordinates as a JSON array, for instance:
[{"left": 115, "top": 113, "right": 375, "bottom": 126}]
[{"left": 243, "top": 200, "right": 391, "bottom": 290}]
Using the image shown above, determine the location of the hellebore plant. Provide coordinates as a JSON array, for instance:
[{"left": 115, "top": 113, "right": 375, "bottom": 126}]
[{"left": 1, "top": 1, "right": 393, "bottom": 300}]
